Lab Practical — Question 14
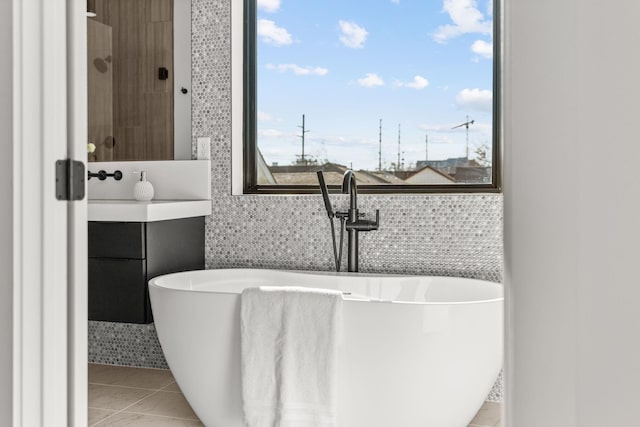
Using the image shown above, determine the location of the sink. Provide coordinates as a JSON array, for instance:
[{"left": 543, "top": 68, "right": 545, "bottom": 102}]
[{"left": 88, "top": 199, "right": 212, "bottom": 222}]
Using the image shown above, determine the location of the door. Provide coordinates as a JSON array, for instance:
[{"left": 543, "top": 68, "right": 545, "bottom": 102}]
[{"left": 11, "top": 0, "right": 88, "bottom": 426}]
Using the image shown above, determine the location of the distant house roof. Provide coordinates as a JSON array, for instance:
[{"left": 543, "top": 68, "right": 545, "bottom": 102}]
[
  {"left": 404, "top": 166, "right": 456, "bottom": 185},
  {"left": 269, "top": 163, "right": 346, "bottom": 185},
  {"left": 367, "top": 171, "right": 407, "bottom": 184},
  {"left": 453, "top": 166, "right": 492, "bottom": 184},
  {"left": 269, "top": 163, "right": 401, "bottom": 185},
  {"left": 416, "top": 157, "right": 479, "bottom": 175},
  {"left": 257, "top": 149, "right": 276, "bottom": 184}
]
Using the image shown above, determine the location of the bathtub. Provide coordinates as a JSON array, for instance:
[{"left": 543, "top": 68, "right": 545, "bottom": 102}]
[{"left": 149, "top": 269, "right": 503, "bottom": 427}]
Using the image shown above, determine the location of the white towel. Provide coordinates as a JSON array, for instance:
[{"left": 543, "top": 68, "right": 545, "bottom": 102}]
[{"left": 241, "top": 286, "right": 343, "bottom": 427}]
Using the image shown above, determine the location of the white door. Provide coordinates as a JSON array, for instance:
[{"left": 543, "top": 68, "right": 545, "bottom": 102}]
[
  {"left": 11, "top": 0, "right": 87, "bottom": 426},
  {"left": 66, "top": 0, "right": 89, "bottom": 426}
]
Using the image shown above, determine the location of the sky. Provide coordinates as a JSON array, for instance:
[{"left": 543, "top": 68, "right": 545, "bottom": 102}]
[{"left": 256, "top": 0, "right": 494, "bottom": 171}]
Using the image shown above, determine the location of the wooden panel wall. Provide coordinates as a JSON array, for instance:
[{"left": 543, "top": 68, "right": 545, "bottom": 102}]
[
  {"left": 90, "top": 0, "right": 174, "bottom": 161},
  {"left": 87, "top": 19, "right": 114, "bottom": 162}
]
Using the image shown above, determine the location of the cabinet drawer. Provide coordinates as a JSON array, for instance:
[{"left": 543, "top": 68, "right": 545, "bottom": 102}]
[
  {"left": 88, "top": 258, "right": 150, "bottom": 323},
  {"left": 89, "top": 222, "right": 146, "bottom": 259}
]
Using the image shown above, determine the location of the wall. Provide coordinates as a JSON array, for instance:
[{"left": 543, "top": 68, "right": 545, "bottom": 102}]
[
  {"left": 193, "top": 0, "right": 503, "bottom": 400},
  {"left": 173, "top": 0, "right": 192, "bottom": 159},
  {"left": 504, "top": 0, "right": 640, "bottom": 425},
  {"left": 91, "top": 0, "right": 174, "bottom": 161},
  {"left": 91, "top": 0, "right": 504, "bottom": 400},
  {"left": 0, "top": 0, "right": 12, "bottom": 423},
  {"left": 87, "top": 19, "right": 113, "bottom": 161},
  {"left": 193, "top": 0, "right": 503, "bottom": 281}
]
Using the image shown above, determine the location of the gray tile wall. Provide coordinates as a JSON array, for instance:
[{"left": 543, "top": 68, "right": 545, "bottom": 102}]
[
  {"left": 88, "top": 321, "right": 168, "bottom": 369},
  {"left": 89, "top": 0, "right": 504, "bottom": 402},
  {"left": 191, "top": 0, "right": 503, "bottom": 281}
]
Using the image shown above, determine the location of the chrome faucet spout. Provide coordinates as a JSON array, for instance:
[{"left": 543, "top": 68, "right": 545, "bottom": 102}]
[
  {"left": 341, "top": 170, "right": 358, "bottom": 209},
  {"left": 337, "top": 170, "right": 380, "bottom": 273}
]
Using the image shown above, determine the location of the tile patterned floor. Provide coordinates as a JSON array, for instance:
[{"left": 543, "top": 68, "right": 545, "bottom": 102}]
[
  {"left": 89, "top": 364, "right": 502, "bottom": 426},
  {"left": 88, "top": 364, "right": 203, "bottom": 426},
  {"left": 468, "top": 401, "right": 503, "bottom": 427}
]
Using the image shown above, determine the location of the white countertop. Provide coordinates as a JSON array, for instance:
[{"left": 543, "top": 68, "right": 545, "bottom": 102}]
[{"left": 88, "top": 199, "right": 212, "bottom": 222}]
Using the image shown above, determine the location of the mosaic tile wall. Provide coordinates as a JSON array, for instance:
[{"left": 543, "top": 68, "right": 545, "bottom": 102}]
[
  {"left": 190, "top": 0, "right": 503, "bottom": 281},
  {"left": 89, "top": 321, "right": 168, "bottom": 369},
  {"left": 89, "top": 0, "right": 503, "bottom": 401}
]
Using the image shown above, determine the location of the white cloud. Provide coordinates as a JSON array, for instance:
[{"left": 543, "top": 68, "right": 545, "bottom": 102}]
[
  {"left": 456, "top": 88, "right": 492, "bottom": 112},
  {"left": 258, "top": 129, "right": 288, "bottom": 138},
  {"left": 396, "top": 75, "right": 430, "bottom": 90},
  {"left": 257, "top": 19, "right": 292, "bottom": 46},
  {"left": 257, "top": 0, "right": 280, "bottom": 13},
  {"left": 257, "top": 111, "right": 273, "bottom": 121},
  {"left": 357, "top": 73, "right": 384, "bottom": 87},
  {"left": 339, "top": 20, "right": 369, "bottom": 49},
  {"left": 433, "top": 0, "right": 492, "bottom": 43},
  {"left": 419, "top": 123, "right": 462, "bottom": 134},
  {"left": 471, "top": 39, "right": 493, "bottom": 58},
  {"left": 265, "top": 63, "right": 328, "bottom": 76}
]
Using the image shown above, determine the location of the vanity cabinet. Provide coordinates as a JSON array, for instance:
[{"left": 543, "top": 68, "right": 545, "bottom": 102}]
[{"left": 89, "top": 217, "right": 204, "bottom": 324}]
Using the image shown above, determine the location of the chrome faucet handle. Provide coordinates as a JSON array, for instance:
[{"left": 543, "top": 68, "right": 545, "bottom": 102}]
[
  {"left": 335, "top": 210, "right": 349, "bottom": 220},
  {"left": 345, "top": 209, "right": 380, "bottom": 231},
  {"left": 367, "top": 210, "right": 380, "bottom": 231},
  {"left": 87, "top": 169, "right": 123, "bottom": 181}
]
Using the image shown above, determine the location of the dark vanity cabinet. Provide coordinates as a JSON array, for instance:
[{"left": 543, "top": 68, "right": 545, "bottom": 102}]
[{"left": 89, "top": 217, "right": 204, "bottom": 324}]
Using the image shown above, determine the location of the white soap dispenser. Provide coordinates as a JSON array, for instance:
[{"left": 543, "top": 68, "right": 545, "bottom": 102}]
[{"left": 133, "top": 171, "right": 154, "bottom": 201}]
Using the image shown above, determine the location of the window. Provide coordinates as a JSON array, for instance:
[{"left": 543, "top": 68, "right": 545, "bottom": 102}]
[{"left": 242, "top": 0, "right": 500, "bottom": 194}]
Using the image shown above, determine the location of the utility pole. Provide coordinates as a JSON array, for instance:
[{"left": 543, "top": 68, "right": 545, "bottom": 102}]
[
  {"left": 425, "top": 133, "right": 428, "bottom": 162},
  {"left": 298, "top": 114, "right": 310, "bottom": 164},
  {"left": 378, "top": 119, "right": 382, "bottom": 172},
  {"left": 397, "top": 123, "right": 401, "bottom": 171},
  {"left": 451, "top": 115, "right": 474, "bottom": 161}
]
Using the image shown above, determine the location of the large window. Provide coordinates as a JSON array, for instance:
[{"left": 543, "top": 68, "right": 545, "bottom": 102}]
[{"left": 243, "top": 0, "right": 500, "bottom": 193}]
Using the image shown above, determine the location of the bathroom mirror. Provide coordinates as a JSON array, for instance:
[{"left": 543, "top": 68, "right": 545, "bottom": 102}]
[{"left": 87, "top": 0, "right": 191, "bottom": 162}]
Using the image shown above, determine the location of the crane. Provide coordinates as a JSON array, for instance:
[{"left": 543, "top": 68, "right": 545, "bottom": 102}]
[{"left": 451, "top": 115, "right": 475, "bottom": 161}]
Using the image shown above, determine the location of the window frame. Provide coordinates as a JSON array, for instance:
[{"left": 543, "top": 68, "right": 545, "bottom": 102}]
[{"left": 242, "top": 0, "right": 502, "bottom": 195}]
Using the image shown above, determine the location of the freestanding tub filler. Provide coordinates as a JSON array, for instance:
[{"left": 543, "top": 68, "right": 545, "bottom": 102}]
[{"left": 149, "top": 268, "right": 503, "bottom": 427}]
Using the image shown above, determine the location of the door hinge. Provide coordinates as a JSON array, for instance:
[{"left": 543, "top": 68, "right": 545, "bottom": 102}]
[{"left": 55, "top": 159, "right": 86, "bottom": 201}]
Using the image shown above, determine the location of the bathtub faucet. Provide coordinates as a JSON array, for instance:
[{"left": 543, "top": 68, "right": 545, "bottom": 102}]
[{"left": 341, "top": 170, "right": 380, "bottom": 272}]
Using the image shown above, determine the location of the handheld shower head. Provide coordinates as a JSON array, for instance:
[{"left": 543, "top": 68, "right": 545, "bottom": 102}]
[{"left": 316, "top": 171, "right": 334, "bottom": 218}]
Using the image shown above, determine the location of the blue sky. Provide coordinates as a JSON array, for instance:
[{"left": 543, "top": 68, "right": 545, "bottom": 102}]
[{"left": 256, "top": 0, "right": 494, "bottom": 171}]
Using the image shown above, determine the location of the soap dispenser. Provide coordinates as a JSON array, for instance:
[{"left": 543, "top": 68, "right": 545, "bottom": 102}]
[{"left": 133, "top": 171, "right": 154, "bottom": 201}]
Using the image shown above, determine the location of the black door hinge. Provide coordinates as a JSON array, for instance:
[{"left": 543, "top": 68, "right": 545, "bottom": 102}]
[{"left": 55, "top": 159, "right": 86, "bottom": 201}]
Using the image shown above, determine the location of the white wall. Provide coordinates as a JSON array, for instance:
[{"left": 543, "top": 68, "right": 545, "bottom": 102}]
[
  {"left": 0, "top": 0, "right": 13, "bottom": 424},
  {"left": 504, "top": 0, "right": 640, "bottom": 425},
  {"left": 173, "top": 0, "right": 192, "bottom": 160}
]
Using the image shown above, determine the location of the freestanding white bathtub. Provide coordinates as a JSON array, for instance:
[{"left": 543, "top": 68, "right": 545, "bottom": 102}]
[{"left": 149, "top": 269, "right": 503, "bottom": 427}]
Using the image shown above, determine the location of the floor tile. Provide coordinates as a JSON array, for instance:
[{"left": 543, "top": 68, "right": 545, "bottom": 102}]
[
  {"left": 125, "top": 391, "right": 199, "bottom": 419},
  {"left": 469, "top": 401, "right": 502, "bottom": 426},
  {"left": 89, "top": 364, "right": 175, "bottom": 390},
  {"left": 92, "top": 412, "right": 204, "bottom": 426},
  {"left": 161, "top": 382, "right": 182, "bottom": 393},
  {"left": 88, "top": 384, "right": 154, "bottom": 411},
  {"left": 88, "top": 408, "right": 117, "bottom": 426}
]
